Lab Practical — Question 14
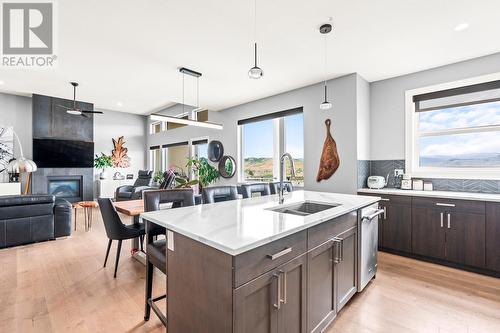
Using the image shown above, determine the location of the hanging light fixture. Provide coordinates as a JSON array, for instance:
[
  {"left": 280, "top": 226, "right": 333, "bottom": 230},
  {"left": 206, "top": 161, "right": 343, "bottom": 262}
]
[
  {"left": 248, "top": 0, "right": 263, "bottom": 79},
  {"left": 319, "top": 23, "right": 333, "bottom": 110}
]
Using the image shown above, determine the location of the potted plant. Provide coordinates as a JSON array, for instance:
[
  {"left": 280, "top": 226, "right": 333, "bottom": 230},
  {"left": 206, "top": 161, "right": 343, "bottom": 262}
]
[
  {"left": 153, "top": 170, "right": 164, "bottom": 186},
  {"left": 94, "top": 153, "right": 113, "bottom": 179},
  {"left": 186, "top": 157, "right": 219, "bottom": 192}
]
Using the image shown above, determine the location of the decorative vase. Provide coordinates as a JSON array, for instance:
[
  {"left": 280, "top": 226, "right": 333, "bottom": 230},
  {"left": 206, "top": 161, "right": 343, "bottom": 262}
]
[{"left": 100, "top": 169, "right": 108, "bottom": 180}]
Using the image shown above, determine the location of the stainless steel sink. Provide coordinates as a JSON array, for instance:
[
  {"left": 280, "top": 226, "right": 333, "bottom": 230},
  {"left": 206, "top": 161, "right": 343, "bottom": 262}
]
[{"left": 267, "top": 201, "right": 341, "bottom": 216}]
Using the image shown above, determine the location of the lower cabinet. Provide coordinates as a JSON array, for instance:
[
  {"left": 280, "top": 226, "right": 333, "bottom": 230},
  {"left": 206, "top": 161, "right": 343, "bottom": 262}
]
[
  {"left": 486, "top": 202, "right": 500, "bottom": 272},
  {"left": 307, "top": 226, "right": 357, "bottom": 333},
  {"left": 234, "top": 254, "right": 307, "bottom": 333},
  {"left": 412, "top": 197, "right": 486, "bottom": 268},
  {"left": 379, "top": 198, "right": 412, "bottom": 252}
]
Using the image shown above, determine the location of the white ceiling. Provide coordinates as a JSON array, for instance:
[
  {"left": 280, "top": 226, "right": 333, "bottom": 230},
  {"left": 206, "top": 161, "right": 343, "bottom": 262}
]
[{"left": 1, "top": 0, "right": 500, "bottom": 114}]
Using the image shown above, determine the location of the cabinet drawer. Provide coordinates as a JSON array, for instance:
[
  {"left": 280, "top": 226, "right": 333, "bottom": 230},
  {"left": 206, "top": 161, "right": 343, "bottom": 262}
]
[
  {"left": 359, "top": 192, "right": 411, "bottom": 206},
  {"left": 412, "top": 197, "right": 485, "bottom": 214},
  {"left": 307, "top": 211, "right": 357, "bottom": 249},
  {"left": 233, "top": 230, "right": 306, "bottom": 288}
]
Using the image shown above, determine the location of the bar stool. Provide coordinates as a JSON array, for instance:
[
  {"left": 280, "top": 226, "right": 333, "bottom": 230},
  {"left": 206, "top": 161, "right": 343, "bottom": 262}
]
[{"left": 143, "top": 189, "right": 195, "bottom": 327}]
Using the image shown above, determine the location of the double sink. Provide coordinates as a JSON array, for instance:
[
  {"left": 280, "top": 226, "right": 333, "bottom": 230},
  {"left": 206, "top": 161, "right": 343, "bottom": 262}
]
[{"left": 267, "top": 201, "right": 341, "bottom": 216}]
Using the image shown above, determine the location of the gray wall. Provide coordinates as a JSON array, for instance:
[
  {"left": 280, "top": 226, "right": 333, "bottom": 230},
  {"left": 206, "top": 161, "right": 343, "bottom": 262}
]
[
  {"left": 370, "top": 52, "right": 500, "bottom": 160},
  {"left": 149, "top": 73, "right": 366, "bottom": 194},
  {"left": 93, "top": 109, "right": 148, "bottom": 180},
  {"left": 0, "top": 92, "right": 147, "bottom": 196}
]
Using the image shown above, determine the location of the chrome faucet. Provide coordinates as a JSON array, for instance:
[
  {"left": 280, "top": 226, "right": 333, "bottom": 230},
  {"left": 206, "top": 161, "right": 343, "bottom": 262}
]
[{"left": 279, "top": 153, "right": 295, "bottom": 204}]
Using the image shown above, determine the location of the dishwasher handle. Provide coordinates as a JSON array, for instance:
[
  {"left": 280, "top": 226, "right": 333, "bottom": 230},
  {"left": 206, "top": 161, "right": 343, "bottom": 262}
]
[{"left": 362, "top": 209, "right": 385, "bottom": 222}]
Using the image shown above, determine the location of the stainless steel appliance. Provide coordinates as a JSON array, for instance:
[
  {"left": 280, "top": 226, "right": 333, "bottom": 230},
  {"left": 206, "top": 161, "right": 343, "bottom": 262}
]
[{"left": 358, "top": 204, "right": 384, "bottom": 292}]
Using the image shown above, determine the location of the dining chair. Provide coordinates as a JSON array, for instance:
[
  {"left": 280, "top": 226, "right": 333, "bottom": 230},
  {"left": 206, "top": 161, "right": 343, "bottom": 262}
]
[
  {"left": 143, "top": 189, "right": 195, "bottom": 326},
  {"left": 240, "top": 183, "right": 271, "bottom": 198},
  {"left": 202, "top": 185, "right": 239, "bottom": 203},
  {"left": 269, "top": 181, "right": 294, "bottom": 195},
  {"left": 97, "top": 198, "right": 145, "bottom": 278}
]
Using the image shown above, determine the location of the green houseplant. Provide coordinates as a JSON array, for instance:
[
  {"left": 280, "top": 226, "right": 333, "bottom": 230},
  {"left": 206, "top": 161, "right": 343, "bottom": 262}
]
[
  {"left": 185, "top": 157, "right": 219, "bottom": 191},
  {"left": 94, "top": 153, "right": 113, "bottom": 179}
]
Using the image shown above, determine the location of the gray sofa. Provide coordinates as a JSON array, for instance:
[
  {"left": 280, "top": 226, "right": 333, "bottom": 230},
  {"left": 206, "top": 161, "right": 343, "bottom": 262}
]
[{"left": 0, "top": 194, "right": 72, "bottom": 248}]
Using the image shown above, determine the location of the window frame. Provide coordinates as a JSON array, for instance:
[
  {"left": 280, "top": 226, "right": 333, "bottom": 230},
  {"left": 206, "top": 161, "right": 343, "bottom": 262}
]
[
  {"left": 238, "top": 108, "right": 304, "bottom": 186},
  {"left": 405, "top": 72, "right": 500, "bottom": 180}
]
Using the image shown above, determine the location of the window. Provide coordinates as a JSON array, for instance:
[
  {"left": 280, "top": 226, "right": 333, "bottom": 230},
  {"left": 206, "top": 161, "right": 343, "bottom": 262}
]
[
  {"left": 239, "top": 108, "right": 304, "bottom": 186},
  {"left": 150, "top": 122, "right": 163, "bottom": 134},
  {"left": 406, "top": 76, "right": 500, "bottom": 179},
  {"left": 192, "top": 139, "right": 208, "bottom": 160},
  {"left": 149, "top": 146, "right": 162, "bottom": 173}
]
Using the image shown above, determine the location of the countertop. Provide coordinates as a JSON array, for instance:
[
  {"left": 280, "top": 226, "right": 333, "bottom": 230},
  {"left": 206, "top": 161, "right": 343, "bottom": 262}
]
[
  {"left": 140, "top": 190, "right": 380, "bottom": 256},
  {"left": 358, "top": 188, "right": 500, "bottom": 203}
]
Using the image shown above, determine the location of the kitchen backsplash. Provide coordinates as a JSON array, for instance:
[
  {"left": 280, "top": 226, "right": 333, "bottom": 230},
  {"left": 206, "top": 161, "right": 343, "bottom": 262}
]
[{"left": 358, "top": 160, "right": 500, "bottom": 194}]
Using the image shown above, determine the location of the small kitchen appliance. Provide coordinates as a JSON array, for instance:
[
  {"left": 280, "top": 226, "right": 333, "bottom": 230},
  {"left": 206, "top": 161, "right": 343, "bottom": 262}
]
[
  {"left": 401, "top": 174, "right": 412, "bottom": 190},
  {"left": 367, "top": 176, "right": 386, "bottom": 189}
]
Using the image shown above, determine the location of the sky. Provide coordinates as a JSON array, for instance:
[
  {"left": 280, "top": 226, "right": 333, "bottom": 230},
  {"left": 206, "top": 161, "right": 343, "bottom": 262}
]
[
  {"left": 419, "top": 101, "right": 500, "bottom": 158},
  {"left": 243, "top": 113, "right": 304, "bottom": 159}
]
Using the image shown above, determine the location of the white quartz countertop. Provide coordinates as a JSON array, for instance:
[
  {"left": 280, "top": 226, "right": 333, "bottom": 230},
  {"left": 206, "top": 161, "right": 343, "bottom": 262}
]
[
  {"left": 140, "top": 190, "right": 380, "bottom": 256},
  {"left": 358, "top": 188, "right": 500, "bottom": 203}
]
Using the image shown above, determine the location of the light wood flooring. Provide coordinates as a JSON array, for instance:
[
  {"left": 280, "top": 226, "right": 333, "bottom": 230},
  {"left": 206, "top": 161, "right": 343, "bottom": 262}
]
[{"left": 1, "top": 207, "right": 499, "bottom": 333}]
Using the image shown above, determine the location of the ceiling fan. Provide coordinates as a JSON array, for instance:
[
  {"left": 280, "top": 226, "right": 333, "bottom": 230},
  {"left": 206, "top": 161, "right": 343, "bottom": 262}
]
[{"left": 58, "top": 82, "right": 103, "bottom": 116}]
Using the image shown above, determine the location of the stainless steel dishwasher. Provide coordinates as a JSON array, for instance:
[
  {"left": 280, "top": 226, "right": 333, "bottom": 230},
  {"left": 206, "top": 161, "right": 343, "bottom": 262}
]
[{"left": 357, "top": 204, "right": 384, "bottom": 292}]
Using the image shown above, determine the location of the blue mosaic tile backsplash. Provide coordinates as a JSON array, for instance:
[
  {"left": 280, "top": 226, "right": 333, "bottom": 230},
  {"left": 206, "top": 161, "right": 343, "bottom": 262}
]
[{"left": 358, "top": 160, "right": 500, "bottom": 194}]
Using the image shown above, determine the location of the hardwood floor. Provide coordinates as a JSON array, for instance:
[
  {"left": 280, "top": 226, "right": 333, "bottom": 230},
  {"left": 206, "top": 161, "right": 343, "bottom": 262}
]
[{"left": 1, "top": 208, "right": 499, "bottom": 333}]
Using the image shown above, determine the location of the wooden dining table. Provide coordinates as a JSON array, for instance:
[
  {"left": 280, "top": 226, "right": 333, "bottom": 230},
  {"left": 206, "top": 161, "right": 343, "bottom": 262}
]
[{"left": 113, "top": 199, "right": 146, "bottom": 264}]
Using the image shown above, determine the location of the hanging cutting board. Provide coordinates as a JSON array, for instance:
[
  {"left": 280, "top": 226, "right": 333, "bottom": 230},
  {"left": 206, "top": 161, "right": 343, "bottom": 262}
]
[{"left": 316, "top": 119, "right": 340, "bottom": 182}]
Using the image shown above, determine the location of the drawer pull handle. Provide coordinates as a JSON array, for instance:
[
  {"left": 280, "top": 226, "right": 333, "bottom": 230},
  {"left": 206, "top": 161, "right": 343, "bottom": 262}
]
[
  {"left": 380, "top": 198, "right": 390, "bottom": 202},
  {"left": 267, "top": 247, "right": 292, "bottom": 260},
  {"left": 273, "top": 274, "right": 281, "bottom": 310},
  {"left": 436, "top": 203, "right": 455, "bottom": 207}
]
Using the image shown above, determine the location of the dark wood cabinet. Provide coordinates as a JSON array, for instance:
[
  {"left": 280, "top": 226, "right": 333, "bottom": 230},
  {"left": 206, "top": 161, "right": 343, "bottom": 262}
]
[
  {"left": 307, "top": 238, "right": 337, "bottom": 333},
  {"left": 486, "top": 202, "right": 500, "bottom": 272},
  {"left": 234, "top": 254, "right": 307, "bottom": 333},
  {"left": 445, "top": 211, "right": 485, "bottom": 267},
  {"left": 411, "top": 207, "right": 446, "bottom": 259},
  {"left": 379, "top": 197, "right": 412, "bottom": 253},
  {"left": 234, "top": 269, "right": 279, "bottom": 333},
  {"left": 335, "top": 227, "right": 357, "bottom": 311}
]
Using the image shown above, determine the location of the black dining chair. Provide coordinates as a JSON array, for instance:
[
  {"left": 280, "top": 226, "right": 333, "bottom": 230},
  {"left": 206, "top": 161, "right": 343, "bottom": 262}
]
[
  {"left": 143, "top": 189, "right": 195, "bottom": 326},
  {"left": 202, "top": 185, "right": 239, "bottom": 203},
  {"left": 269, "top": 181, "right": 294, "bottom": 195},
  {"left": 97, "top": 198, "right": 146, "bottom": 278},
  {"left": 240, "top": 183, "right": 271, "bottom": 198}
]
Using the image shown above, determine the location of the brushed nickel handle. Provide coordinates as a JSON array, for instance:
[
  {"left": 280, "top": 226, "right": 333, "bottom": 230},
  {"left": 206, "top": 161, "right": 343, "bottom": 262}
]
[
  {"left": 333, "top": 237, "right": 343, "bottom": 263},
  {"left": 436, "top": 203, "right": 455, "bottom": 207},
  {"left": 267, "top": 247, "right": 292, "bottom": 260},
  {"left": 383, "top": 206, "right": 387, "bottom": 220},
  {"left": 273, "top": 273, "right": 281, "bottom": 310},
  {"left": 280, "top": 270, "right": 287, "bottom": 304},
  {"left": 380, "top": 198, "right": 390, "bottom": 202},
  {"left": 440, "top": 212, "right": 444, "bottom": 228},
  {"left": 447, "top": 213, "right": 451, "bottom": 229},
  {"left": 363, "top": 209, "right": 385, "bottom": 222}
]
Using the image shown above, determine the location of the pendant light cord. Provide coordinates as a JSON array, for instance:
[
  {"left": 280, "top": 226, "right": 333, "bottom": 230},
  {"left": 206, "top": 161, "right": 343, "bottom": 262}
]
[
  {"left": 324, "top": 33, "right": 327, "bottom": 100},
  {"left": 254, "top": 0, "right": 258, "bottom": 67},
  {"left": 196, "top": 76, "right": 199, "bottom": 109},
  {"left": 182, "top": 72, "right": 185, "bottom": 113}
]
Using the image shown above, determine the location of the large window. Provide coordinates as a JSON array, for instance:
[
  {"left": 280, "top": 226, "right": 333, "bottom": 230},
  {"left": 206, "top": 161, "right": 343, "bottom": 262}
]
[
  {"left": 406, "top": 76, "right": 500, "bottom": 179},
  {"left": 240, "top": 108, "right": 304, "bottom": 186}
]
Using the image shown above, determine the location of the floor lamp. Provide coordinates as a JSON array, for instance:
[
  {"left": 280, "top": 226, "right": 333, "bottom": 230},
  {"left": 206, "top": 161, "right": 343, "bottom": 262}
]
[{"left": 6, "top": 130, "right": 37, "bottom": 195}]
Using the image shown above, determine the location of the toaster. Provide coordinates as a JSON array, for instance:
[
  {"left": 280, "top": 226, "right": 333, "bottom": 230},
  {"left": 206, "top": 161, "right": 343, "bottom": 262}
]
[{"left": 367, "top": 176, "right": 387, "bottom": 189}]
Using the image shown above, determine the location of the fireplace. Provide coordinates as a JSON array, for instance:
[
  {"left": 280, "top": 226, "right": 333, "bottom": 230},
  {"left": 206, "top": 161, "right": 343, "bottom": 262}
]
[{"left": 47, "top": 176, "right": 83, "bottom": 202}]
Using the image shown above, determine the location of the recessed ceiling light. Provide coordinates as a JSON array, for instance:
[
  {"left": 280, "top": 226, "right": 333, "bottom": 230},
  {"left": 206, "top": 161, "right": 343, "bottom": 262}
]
[
  {"left": 116, "top": 102, "right": 123, "bottom": 107},
  {"left": 454, "top": 23, "right": 469, "bottom": 32}
]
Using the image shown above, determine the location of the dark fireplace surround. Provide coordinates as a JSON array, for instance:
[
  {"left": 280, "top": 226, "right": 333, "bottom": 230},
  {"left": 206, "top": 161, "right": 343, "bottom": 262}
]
[{"left": 30, "top": 94, "right": 95, "bottom": 202}]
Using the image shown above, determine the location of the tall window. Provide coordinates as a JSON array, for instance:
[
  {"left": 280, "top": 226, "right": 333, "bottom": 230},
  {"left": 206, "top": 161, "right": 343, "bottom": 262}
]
[
  {"left": 149, "top": 146, "right": 162, "bottom": 173},
  {"left": 240, "top": 108, "right": 304, "bottom": 185},
  {"left": 407, "top": 77, "right": 500, "bottom": 178}
]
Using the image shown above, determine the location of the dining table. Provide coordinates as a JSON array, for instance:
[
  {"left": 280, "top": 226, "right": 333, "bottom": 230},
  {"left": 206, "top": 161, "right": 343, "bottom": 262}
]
[{"left": 113, "top": 199, "right": 147, "bottom": 264}]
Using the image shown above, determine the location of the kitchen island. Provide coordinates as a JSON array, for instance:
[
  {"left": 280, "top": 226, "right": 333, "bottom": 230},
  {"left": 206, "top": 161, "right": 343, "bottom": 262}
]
[{"left": 141, "top": 190, "right": 380, "bottom": 333}]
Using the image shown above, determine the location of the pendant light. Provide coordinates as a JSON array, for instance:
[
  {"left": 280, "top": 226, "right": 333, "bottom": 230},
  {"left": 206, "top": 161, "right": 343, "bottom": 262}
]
[
  {"left": 248, "top": 0, "right": 263, "bottom": 79},
  {"left": 319, "top": 23, "right": 333, "bottom": 110}
]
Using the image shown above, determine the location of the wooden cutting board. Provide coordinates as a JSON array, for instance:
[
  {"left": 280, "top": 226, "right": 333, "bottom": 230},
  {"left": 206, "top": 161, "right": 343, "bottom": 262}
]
[{"left": 316, "top": 119, "right": 340, "bottom": 182}]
